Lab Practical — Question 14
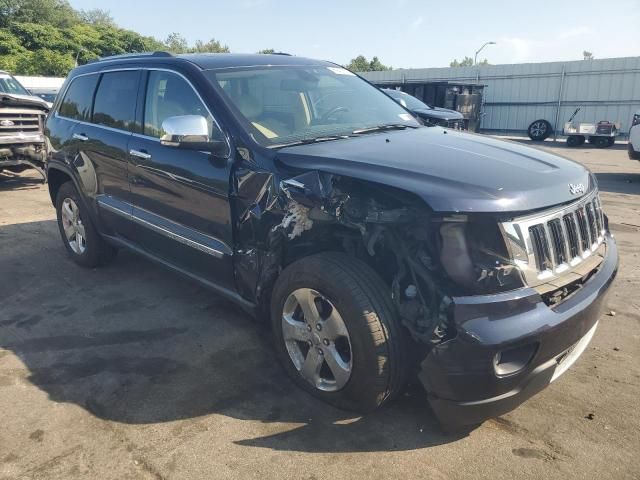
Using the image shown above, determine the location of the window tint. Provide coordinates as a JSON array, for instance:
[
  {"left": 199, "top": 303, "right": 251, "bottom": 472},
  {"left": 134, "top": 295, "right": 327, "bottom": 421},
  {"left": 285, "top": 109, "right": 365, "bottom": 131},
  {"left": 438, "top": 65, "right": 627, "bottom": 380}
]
[
  {"left": 144, "top": 70, "right": 216, "bottom": 139},
  {"left": 92, "top": 71, "right": 139, "bottom": 131},
  {"left": 59, "top": 75, "right": 99, "bottom": 121}
]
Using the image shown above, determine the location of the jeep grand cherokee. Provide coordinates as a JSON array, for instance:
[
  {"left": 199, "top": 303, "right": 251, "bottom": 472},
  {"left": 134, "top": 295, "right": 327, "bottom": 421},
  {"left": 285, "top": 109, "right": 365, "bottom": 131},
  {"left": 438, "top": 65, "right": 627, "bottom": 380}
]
[{"left": 45, "top": 52, "right": 618, "bottom": 426}]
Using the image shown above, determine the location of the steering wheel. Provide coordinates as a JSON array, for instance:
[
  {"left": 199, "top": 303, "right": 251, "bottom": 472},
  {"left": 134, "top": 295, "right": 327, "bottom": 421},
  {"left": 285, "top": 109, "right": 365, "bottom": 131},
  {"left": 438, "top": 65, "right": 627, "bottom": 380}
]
[{"left": 320, "top": 106, "right": 349, "bottom": 122}]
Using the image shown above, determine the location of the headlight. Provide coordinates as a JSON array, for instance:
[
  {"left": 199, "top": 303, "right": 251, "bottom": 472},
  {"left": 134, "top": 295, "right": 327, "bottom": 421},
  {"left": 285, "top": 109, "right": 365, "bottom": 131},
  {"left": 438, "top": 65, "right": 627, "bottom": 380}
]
[{"left": 439, "top": 217, "right": 524, "bottom": 295}]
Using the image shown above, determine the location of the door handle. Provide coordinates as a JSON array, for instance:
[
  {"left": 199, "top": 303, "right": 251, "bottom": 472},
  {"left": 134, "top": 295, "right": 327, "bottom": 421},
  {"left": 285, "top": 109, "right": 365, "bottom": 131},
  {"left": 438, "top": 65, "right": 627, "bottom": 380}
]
[
  {"left": 129, "top": 149, "right": 152, "bottom": 160},
  {"left": 72, "top": 133, "right": 89, "bottom": 141}
]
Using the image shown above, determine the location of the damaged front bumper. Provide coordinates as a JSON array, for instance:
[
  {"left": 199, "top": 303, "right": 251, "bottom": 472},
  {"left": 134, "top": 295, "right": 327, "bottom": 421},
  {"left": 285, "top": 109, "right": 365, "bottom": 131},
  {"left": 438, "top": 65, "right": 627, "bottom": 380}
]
[
  {"left": 419, "top": 234, "right": 618, "bottom": 427},
  {"left": 0, "top": 133, "right": 47, "bottom": 179}
]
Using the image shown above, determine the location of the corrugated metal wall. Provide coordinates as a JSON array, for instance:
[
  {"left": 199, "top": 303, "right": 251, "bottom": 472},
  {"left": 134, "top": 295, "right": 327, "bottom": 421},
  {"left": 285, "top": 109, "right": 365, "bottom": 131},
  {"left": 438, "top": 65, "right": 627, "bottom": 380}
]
[{"left": 362, "top": 56, "right": 640, "bottom": 137}]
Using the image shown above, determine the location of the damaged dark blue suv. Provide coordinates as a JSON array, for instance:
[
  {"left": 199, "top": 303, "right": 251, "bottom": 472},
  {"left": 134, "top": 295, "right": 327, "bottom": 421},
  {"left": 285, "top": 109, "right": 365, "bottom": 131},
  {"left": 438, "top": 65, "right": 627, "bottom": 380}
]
[{"left": 45, "top": 52, "right": 618, "bottom": 426}]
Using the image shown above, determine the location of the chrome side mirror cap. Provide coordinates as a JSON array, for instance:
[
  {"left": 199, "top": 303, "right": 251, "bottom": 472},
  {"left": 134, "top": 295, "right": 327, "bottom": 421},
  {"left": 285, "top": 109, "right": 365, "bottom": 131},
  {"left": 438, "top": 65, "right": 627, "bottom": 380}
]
[{"left": 160, "top": 115, "right": 210, "bottom": 147}]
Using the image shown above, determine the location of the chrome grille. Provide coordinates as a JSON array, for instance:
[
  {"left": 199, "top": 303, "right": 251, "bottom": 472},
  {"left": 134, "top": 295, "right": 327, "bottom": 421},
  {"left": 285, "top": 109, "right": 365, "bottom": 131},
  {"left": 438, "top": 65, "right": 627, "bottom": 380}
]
[
  {"left": 0, "top": 108, "right": 43, "bottom": 135},
  {"left": 502, "top": 189, "right": 606, "bottom": 286},
  {"left": 446, "top": 119, "right": 465, "bottom": 130}
]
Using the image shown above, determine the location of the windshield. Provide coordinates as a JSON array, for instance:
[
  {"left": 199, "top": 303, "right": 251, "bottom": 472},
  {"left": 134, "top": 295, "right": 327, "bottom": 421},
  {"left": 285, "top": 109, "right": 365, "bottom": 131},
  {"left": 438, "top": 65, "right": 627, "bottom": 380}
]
[
  {"left": 205, "top": 66, "right": 420, "bottom": 147},
  {"left": 386, "top": 90, "right": 432, "bottom": 111},
  {"left": 0, "top": 74, "right": 30, "bottom": 96}
]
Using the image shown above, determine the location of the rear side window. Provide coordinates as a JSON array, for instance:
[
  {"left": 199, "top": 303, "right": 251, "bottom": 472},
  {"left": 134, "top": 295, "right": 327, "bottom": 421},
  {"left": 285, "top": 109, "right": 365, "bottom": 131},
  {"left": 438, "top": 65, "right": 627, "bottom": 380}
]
[
  {"left": 59, "top": 75, "right": 99, "bottom": 122},
  {"left": 92, "top": 71, "right": 139, "bottom": 132}
]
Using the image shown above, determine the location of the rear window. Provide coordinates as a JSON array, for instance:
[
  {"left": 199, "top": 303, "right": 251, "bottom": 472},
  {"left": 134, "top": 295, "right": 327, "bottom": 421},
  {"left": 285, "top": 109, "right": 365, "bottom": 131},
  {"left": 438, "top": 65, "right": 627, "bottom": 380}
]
[
  {"left": 59, "top": 75, "right": 99, "bottom": 122},
  {"left": 92, "top": 71, "right": 139, "bottom": 132}
]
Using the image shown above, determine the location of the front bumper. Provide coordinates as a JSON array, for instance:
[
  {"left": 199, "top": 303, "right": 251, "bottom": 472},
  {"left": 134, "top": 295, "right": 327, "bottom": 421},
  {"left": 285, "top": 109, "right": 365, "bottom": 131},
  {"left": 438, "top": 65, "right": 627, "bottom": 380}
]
[{"left": 420, "top": 233, "right": 618, "bottom": 426}]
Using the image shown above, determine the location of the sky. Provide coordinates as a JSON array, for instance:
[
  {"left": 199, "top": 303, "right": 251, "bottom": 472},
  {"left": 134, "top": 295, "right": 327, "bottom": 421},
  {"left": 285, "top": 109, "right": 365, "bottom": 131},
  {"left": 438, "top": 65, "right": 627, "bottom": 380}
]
[{"left": 69, "top": 0, "right": 640, "bottom": 69}]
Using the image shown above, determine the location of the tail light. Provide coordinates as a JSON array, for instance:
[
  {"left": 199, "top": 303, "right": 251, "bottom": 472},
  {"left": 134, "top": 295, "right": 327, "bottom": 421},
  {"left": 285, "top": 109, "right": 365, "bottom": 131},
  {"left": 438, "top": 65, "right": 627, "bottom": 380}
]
[{"left": 633, "top": 113, "right": 640, "bottom": 127}]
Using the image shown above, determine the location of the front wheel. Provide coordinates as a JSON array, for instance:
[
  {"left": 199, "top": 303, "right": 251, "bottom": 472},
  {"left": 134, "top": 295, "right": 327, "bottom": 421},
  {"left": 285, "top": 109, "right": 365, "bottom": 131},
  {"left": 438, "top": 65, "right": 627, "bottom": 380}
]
[{"left": 271, "top": 252, "right": 410, "bottom": 413}]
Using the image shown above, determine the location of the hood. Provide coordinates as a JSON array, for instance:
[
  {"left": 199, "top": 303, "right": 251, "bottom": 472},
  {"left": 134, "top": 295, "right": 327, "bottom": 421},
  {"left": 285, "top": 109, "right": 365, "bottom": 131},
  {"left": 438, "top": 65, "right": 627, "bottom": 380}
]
[
  {"left": 0, "top": 93, "right": 50, "bottom": 111},
  {"left": 412, "top": 106, "right": 463, "bottom": 121},
  {"left": 276, "top": 127, "right": 592, "bottom": 214}
]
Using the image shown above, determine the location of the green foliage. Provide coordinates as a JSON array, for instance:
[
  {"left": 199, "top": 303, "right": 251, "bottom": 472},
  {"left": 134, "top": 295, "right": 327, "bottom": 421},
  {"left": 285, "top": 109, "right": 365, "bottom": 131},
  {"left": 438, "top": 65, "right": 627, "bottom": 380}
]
[
  {"left": 450, "top": 56, "right": 489, "bottom": 67},
  {"left": 164, "top": 32, "right": 229, "bottom": 54},
  {"left": 0, "top": 1, "right": 228, "bottom": 76},
  {"left": 345, "top": 55, "right": 392, "bottom": 72}
]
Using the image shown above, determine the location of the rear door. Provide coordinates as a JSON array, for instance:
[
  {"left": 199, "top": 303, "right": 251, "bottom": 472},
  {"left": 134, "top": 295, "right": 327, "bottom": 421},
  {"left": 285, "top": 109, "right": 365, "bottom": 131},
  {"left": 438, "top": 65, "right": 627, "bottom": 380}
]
[
  {"left": 68, "top": 70, "right": 141, "bottom": 236},
  {"left": 127, "top": 69, "right": 235, "bottom": 289}
]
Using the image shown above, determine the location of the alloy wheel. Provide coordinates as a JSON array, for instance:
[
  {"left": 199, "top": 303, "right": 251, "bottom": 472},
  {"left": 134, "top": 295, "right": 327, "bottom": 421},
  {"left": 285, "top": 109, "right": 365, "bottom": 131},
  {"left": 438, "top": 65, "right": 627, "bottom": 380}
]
[
  {"left": 60, "top": 197, "right": 86, "bottom": 254},
  {"left": 281, "top": 288, "right": 352, "bottom": 392}
]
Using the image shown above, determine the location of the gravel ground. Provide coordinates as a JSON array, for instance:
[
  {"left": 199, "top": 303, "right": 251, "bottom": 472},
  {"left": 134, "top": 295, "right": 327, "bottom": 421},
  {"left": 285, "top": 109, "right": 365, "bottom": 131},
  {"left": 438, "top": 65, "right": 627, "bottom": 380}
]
[{"left": 1, "top": 141, "right": 639, "bottom": 480}]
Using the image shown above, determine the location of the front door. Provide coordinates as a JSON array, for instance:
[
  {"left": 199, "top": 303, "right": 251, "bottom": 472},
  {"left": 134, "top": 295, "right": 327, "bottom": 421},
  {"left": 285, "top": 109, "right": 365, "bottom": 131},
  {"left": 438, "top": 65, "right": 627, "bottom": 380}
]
[{"left": 127, "top": 69, "right": 235, "bottom": 289}]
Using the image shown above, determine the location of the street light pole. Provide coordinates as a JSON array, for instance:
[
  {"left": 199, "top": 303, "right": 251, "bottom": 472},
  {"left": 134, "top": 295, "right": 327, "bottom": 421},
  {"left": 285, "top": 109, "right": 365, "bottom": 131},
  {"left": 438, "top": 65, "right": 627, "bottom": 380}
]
[{"left": 474, "top": 41, "right": 496, "bottom": 65}]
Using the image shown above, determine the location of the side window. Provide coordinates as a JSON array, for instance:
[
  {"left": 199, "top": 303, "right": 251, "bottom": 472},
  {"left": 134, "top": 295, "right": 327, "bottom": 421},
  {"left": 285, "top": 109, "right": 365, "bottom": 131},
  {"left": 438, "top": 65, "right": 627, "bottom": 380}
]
[
  {"left": 58, "top": 75, "right": 99, "bottom": 122},
  {"left": 92, "top": 71, "right": 139, "bottom": 132},
  {"left": 144, "top": 71, "right": 217, "bottom": 139}
]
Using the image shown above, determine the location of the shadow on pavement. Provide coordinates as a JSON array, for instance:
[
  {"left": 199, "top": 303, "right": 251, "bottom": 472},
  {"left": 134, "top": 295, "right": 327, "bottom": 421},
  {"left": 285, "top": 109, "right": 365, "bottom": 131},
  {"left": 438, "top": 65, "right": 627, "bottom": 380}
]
[
  {"left": 0, "top": 171, "right": 45, "bottom": 191},
  {"left": 0, "top": 220, "right": 469, "bottom": 453}
]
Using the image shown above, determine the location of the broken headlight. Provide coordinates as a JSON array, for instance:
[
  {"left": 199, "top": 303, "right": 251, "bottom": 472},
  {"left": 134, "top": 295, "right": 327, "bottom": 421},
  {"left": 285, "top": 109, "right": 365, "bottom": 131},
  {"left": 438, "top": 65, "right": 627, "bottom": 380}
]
[{"left": 438, "top": 216, "right": 524, "bottom": 295}]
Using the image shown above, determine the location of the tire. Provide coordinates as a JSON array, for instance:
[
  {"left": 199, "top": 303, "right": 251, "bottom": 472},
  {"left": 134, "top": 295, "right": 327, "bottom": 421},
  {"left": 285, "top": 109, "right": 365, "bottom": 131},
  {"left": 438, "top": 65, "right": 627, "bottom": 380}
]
[
  {"left": 566, "top": 136, "right": 582, "bottom": 147},
  {"left": 271, "top": 252, "right": 410, "bottom": 413},
  {"left": 629, "top": 142, "right": 640, "bottom": 160},
  {"left": 590, "top": 137, "right": 609, "bottom": 148},
  {"left": 527, "top": 119, "right": 553, "bottom": 141},
  {"left": 607, "top": 137, "right": 615, "bottom": 147},
  {"left": 55, "top": 181, "right": 117, "bottom": 268}
]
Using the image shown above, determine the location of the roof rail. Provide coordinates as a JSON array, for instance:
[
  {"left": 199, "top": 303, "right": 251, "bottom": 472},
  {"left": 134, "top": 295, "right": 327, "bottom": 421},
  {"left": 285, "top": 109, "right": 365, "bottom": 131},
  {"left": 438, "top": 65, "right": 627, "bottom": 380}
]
[
  {"left": 89, "top": 51, "right": 174, "bottom": 64},
  {"left": 271, "top": 52, "right": 292, "bottom": 56}
]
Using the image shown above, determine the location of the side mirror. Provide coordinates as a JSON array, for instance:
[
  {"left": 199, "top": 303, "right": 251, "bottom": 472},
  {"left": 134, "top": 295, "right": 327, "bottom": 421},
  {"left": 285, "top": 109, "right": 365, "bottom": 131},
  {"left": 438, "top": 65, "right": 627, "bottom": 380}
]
[{"left": 160, "top": 115, "right": 228, "bottom": 157}]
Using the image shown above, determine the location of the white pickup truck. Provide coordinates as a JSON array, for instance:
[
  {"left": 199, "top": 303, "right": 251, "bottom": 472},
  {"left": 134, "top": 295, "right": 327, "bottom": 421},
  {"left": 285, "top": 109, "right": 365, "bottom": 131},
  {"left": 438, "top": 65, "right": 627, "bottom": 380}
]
[{"left": 0, "top": 71, "right": 50, "bottom": 179}]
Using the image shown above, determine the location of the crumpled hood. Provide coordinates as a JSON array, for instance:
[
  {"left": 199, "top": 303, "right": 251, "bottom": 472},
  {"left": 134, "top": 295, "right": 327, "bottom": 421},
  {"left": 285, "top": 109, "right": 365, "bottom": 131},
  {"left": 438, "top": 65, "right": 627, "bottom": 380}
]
[
  {"left": 277, "top": 127, "right": 592, "bottom": 214},
  {"left": 0, "top": 93, "right": 50, "bottom": 111},
  {"left": 413, "top": 106, "right": 463, "bottom": 121}
]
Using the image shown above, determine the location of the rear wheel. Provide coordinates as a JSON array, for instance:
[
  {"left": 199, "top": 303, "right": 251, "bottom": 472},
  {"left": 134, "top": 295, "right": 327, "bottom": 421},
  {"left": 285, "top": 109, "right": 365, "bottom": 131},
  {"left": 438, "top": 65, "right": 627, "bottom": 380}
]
[
  {"left": 528, "top": 119, "right": 552, "bottom": 141},
  {"left": 589, "top": 136, "right": 609, "bottom": 148},
  {"left": 566, "top": 135, "right": 583, "bottom": 147},
  {"left": 271, "top": 252, "right": 410, "bottom": 412},
  {"left": 629, "top": 142, "right": 640, "bottom": 160},
  {"left": 55, "top": 181, "right": 117, "bottom": 267}
]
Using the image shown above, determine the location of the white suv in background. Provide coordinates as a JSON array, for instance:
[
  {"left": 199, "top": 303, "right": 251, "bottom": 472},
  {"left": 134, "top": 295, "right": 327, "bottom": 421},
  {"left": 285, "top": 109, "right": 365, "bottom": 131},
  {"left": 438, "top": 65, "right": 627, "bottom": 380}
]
[{"left": 629, "top": 110, "right": 640, "bottom": 160}]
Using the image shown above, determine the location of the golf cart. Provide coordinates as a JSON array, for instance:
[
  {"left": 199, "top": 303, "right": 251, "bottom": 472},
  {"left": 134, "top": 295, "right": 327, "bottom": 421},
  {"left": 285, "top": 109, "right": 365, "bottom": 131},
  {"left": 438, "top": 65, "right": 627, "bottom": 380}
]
[{"left": 563, "top": 108, "right": 619, "bottom": 148}]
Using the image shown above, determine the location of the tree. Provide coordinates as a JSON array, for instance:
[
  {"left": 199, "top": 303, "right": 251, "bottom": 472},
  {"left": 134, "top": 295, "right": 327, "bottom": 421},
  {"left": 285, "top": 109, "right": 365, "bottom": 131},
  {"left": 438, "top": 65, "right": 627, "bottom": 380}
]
[
  {"left": 0, "top": 1, "right": 231, "bottom": 76},
  {"left": 191, "top": 38, "right": 229, "bottom": 53},
  {"left": 78, "top": 8, "right": 114, "bottom": 26},
  {"left": 583, "top": 51, "right": 594, "bottom": 60},
  {"left": 345, "top": 55, "right": 391, "bottom": 72},
  {"left": 450, "top": 56, "right": 489, "bottom": 67},
  {"left": 164, "top": 32, "right": 189, "bottom": 53},
  {"left": 0, "top": 0, "right": 79, "bottom": 28}
]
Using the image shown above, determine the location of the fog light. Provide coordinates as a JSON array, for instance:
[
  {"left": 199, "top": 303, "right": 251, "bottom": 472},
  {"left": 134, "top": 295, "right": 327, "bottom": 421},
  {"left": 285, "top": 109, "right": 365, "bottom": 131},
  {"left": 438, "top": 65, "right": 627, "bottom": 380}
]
[{"left": 493, "top": 343, "right": 538, "bottom": 376}]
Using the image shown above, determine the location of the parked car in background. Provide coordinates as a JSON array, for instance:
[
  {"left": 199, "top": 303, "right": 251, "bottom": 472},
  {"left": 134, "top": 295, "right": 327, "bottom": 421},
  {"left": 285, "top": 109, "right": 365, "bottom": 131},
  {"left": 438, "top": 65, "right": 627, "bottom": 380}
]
[
  {"left": 629, "top": 110, "right": 640, "bottom": 160},
  {"left": 382, "top": 88, "right": 466, "bottom": 130},
  {"left": 28, "top": 88, "right": 59, "bottom": 108},
  {"left": 46, "top": 52, "right": 617, "bottom": 427},
  {"left": 0, "top": 71, "right": 49, "bottom": 179}
]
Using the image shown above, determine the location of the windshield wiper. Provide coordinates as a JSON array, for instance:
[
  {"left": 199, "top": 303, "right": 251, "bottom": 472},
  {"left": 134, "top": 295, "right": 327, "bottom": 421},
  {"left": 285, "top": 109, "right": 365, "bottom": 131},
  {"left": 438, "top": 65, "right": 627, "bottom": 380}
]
[
  {"left": 351, "top": 123, "right": 417, "bottom": 135},
  {"left": 273, "top": 135, "right": 350, "bottom": 148}
]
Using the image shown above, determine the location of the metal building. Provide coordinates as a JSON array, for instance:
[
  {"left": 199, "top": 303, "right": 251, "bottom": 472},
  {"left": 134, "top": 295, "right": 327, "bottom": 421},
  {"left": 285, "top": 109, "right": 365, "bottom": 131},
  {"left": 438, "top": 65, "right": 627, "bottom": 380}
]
[{"left": 362, "top": 56, "right": 640, "bottom": 138}]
